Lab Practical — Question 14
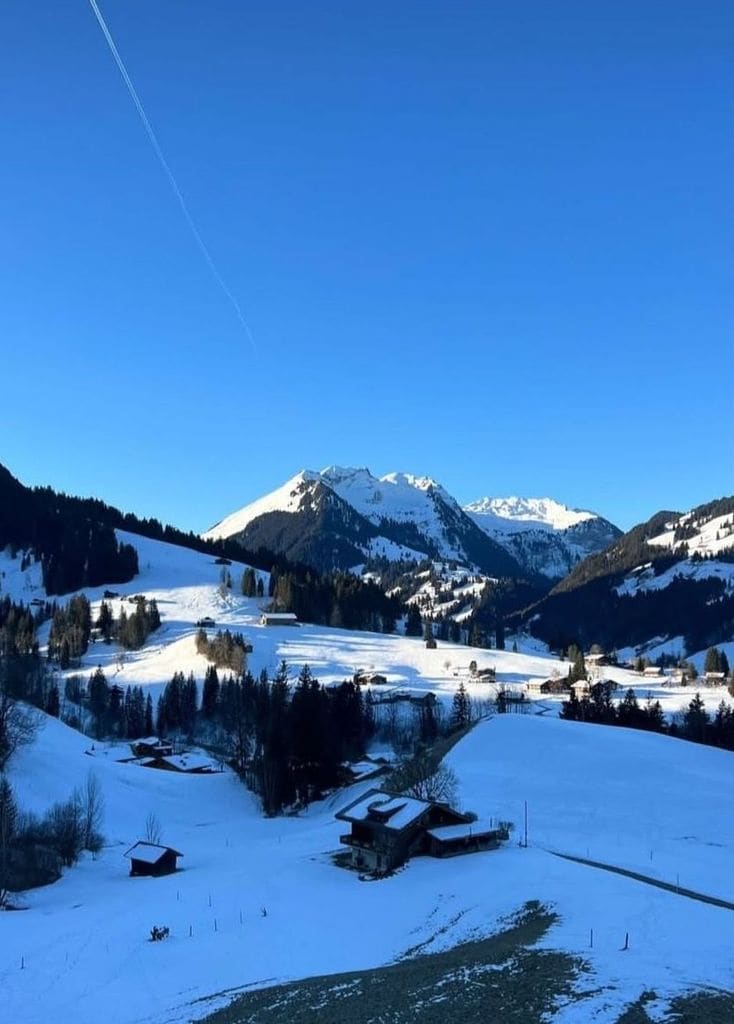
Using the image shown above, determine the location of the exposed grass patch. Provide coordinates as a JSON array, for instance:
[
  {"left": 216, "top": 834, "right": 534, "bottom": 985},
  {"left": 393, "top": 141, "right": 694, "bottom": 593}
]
[
  {"left": 198, "top": 901, "right": 585, "bottom": 1024},
  {"left": 613, "top": 988, "right": 734, "bottom": 1024},
  {"left": 665, "top": 990, "right": 734, "bottom": 1023}
]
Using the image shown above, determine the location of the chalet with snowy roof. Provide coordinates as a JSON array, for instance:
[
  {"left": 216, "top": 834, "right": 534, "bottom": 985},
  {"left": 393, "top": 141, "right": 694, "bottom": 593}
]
[
  {"left": 426, "top": 821, "right": 509, "bottom": 858},
  {"left": 336, "top": 789, "right": 506, "bottom": 873},
  {"left": 571, "top": 679, "right": 591, "bottom": 698},
  {"left": 260, "top": 612, "right": 299, "bottom": 626},
  {"left": 130, "top": 737, "right": 173, "bottom": 759},
  {"left": 141, "top": 753, "right": 215, "bottom": 774},
  {"left": 124, "top": 842, "right": 182, "bottom": 877},
  {"left": 642, "top": 666, "right": 663, "bottom": 678},
  {"left": 353, "top": 671, "right": 388, "bottom": 686},
  {"left": 703, "top": 671, "right": 727, "bottom": 686}
]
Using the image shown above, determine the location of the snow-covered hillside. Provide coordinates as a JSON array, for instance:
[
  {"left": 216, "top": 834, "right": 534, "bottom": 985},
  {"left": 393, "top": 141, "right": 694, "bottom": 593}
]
[
  {"left": 4, "top": 708, "right": 734, "bottom": 1024},
  {"left": 4, "top": 528, "right": 727, "bottom": 716}
]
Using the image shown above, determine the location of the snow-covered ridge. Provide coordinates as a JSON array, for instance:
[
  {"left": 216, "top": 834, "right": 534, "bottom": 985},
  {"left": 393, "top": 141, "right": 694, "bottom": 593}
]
[
  {"left": 203, "top": 470, "right": 317, "bottom": 541},
  {"left": 465, "top": 496, "right": 596, "bottom": 533},
  {"left": 319, "top": 465, "right": 458, "bottom": 521},
  {"left": 204, "top": 466, "right": 466, "bottom": 555}
]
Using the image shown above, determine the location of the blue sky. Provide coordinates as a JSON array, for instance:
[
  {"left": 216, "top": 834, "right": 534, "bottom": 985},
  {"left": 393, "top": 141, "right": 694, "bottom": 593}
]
[{"left": 2, "top": 1, "right": 731, "bottom": 532}]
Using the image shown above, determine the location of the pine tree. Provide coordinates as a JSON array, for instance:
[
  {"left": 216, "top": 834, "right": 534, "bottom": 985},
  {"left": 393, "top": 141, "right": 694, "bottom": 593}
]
[
  {"left": 202, "top": 665, "right": 220, "bottom": 718},
  {"left": 451, "top": 682, "right": 471, "bottom": 730},
  {"left": 404, "top": 605, "right": 422, "bottom": 637},
  {"left": 88, "top": 667, "right": 110, "bottom": 739},
  {"left": 0, "top": 776, "right": 18, "bottom": 908},
  {"left": 683, "top": 692, "right": 709, "bottom": 744},
  {"left": 46, "top": 682, "right": 60, "bottom": 718},
  {"left": 144, "top": 693, "right": 154, "bottom": 735},
  {"left": 704, "top": 647, "right": 722, "bottom": 674},
  {"left": 241, "top": 568, "right": 257, "bottom": 598}
]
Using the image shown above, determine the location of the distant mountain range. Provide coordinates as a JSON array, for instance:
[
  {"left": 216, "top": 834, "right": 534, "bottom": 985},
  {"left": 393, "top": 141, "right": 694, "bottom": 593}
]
[
  {"left": 521, "top": 496, "right": 734, "bottom": 656},
  {"left": 204, "top": 466, "right": 621, "bottom": 581},
  {"left": 2, "top": 456, "right": 730, "bottom": 659}
]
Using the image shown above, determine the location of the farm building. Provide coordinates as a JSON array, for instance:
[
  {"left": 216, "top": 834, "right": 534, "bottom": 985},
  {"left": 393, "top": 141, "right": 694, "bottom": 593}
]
[
  {"left": 141, "top": 753, "right": 215, "bottom": 774},
  {"left": 129, "top": 737, "right": 173, "bottom": 759},
  {"left": 571, "top": 679, "right": 591, "bottom": 698},
  {"left": 260, "top": 612, "right": 299, "bottom": 626},
  {"left": 426, "top": 822, "right": 509, "bottom": 858},
  {"left": 540, "top": 677, "right": 571, "bottom": 695},
  {"left": 124, "top": 842, "right": 182, "bottom": 877},
  {"left": 336, "top": 788, "right": 506, "bottom": 873},
  {"left": 354, "top": 671, "right": 388, "bottom": 686}
]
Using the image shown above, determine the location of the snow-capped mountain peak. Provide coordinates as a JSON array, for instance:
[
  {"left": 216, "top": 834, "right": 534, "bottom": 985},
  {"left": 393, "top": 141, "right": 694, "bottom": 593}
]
[
  {"left": 204, "top": 467, "right": 621, "bottom": 580},
  {"left": 465, "top": 496, "right": 596, "bottom": 533}
]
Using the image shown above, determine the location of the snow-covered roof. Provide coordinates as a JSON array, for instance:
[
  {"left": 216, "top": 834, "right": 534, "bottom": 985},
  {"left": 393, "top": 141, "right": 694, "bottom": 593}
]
[
  {"left": 145, "top": 755, "right": 214, "bottom": 772},
  {"left": 123, "top": 841, "right": 183, "bottom": 863},
  {"left": 336, "top": 790, "right": 432, "bottom": 831},
  {"left": 427, "top": 823, "right": 496, "bottom": 842}
]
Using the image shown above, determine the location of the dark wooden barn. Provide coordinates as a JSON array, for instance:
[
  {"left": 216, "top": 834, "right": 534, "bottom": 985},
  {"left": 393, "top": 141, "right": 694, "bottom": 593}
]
[{"left": 124, "top": 841, "right": 183, "bottom": 877}]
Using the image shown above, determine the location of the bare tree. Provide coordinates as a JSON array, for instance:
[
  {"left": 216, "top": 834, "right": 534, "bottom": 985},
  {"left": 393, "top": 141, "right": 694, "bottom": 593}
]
[
  {"left": 144, "top": 811, "right": 162, "bottom": 845},
  {"left": 388, "top": 752, "right": 459, "bottom": 806},
  {"left": 79, "top": 773, "right": 104, "bottom": 853},
  {"left": 0, "top": 691, "right": 39, "bottom": 771}
]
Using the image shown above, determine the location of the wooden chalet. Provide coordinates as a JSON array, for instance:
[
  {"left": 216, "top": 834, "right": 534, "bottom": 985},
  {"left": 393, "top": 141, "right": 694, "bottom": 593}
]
[
  {"left": 196, "top": 617, "right": 216, "bottom": 628},
  {"left": 354, "top": 672, "right": 389, "bottom": 686},
  {"left": 130, "top": 737, "right": 173, "bottom": 759},
  {"left": 124, "top": 841, "right": 182, "bottom": 877},
  {"left": 260, "top": 612, "right": 299, "bottom": 626},
  {"left": 426, "top": 821, "right": 509, "bottom": 858},
  {"left": 571, "top": 679, "right": 591, "bottom": 698},
  {"left": 336, "top": 788, "right": 502, "bottom": 873},
  {"left": 141, "top": 753, "right": 215, "bottom": 774},
  {"left": 540, "top": 677, "right": 570, "bottom": 695},
  {"left": 703, "top": 671, "right": 727, "bottom": 686}
]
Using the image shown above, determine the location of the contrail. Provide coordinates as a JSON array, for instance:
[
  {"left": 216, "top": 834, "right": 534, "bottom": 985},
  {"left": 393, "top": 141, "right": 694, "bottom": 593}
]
[{"left": 87, "top": 0, "right": 255, "bottom": 349}]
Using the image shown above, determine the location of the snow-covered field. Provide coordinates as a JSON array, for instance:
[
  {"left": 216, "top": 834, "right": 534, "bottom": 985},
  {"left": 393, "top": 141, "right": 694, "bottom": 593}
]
[
  {"left": 2, "top": 531, "right": 731, "bottom": 720},
  {"left": 2, "top": 529, "right": 733, "bottom": 1023},
  {"left": 2, "top": 711, "right": 733, "bottom": 1024}
]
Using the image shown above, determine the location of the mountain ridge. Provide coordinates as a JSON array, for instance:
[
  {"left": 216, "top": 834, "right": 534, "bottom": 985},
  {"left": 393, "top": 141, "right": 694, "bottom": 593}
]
[{"left": 205, "top": 466, "right": 620, "bottom": 580}]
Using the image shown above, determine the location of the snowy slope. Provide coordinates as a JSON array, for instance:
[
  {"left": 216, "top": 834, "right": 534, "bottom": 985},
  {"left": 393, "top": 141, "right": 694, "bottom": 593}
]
[
  {"left": 4, "top": 707, "right": 734, "bottom": 1024},
  {"left": 4, "top": 522, "right": 734, "bottom": 1022},
  {"left": 203, "top": 470, "right": 319, "bottom": 540}
]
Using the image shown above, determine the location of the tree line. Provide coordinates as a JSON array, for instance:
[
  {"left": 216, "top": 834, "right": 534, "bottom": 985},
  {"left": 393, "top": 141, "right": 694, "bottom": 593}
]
[{"left": 560, "top": 681, "right": 734, "bottom": 751}]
